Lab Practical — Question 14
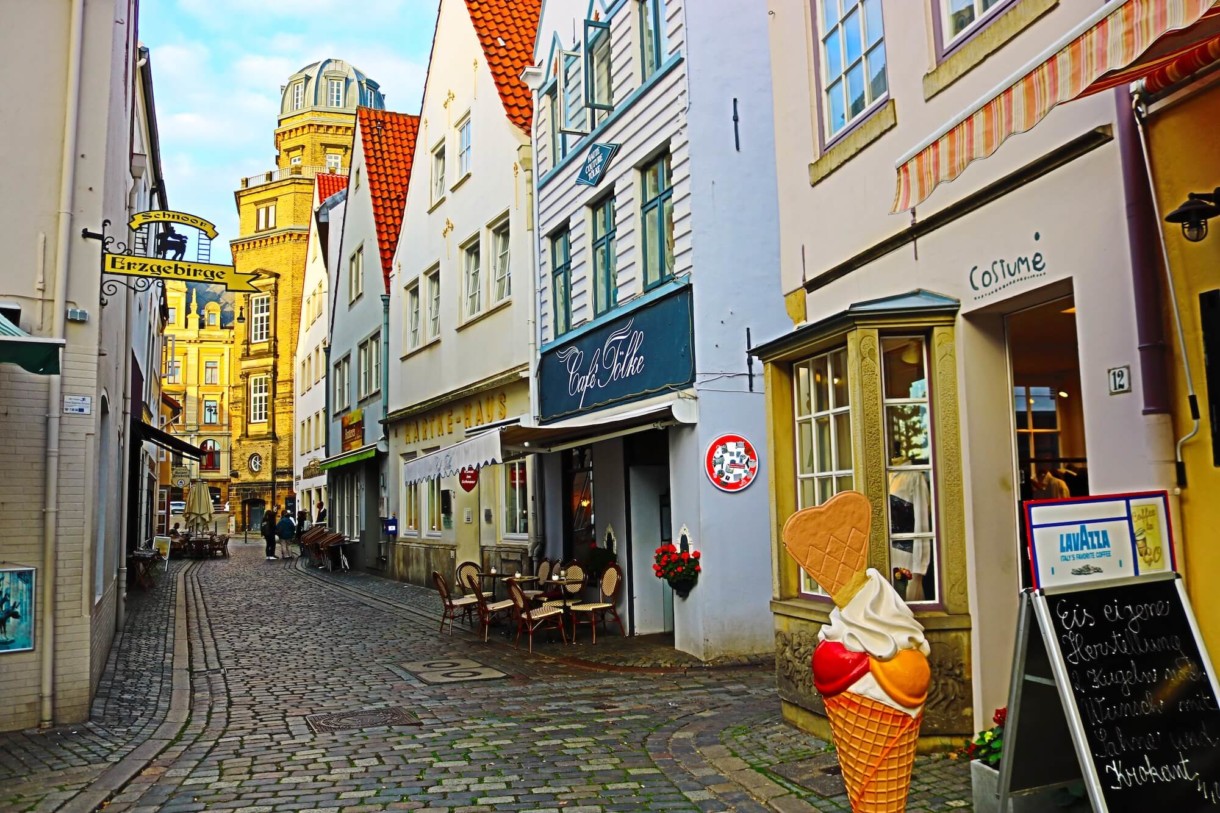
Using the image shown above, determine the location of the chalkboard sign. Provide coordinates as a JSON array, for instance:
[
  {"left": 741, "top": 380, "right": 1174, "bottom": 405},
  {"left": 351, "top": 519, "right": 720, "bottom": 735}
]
[{"left": 1033, "top": 575, "right": 1220, "bottom": 811}]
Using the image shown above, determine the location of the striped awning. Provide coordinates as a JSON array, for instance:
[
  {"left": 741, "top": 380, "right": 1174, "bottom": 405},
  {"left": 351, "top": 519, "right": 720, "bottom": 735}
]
[{"left": 893, "top": 0, "right": 1220, "bottom": 213}]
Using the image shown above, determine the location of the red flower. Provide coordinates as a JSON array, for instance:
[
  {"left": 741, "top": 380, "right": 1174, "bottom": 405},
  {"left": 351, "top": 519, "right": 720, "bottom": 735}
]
[
  {"left": 692, "top": 550, "right": 701, "bottom": 559},
  {"left": 681, "top": 551, "right": 689, "bottom": 560},
  {"left": 993, "top": 707, "right": 1007, "bottom": 727},
  {"left": 695, "top": 565, "right": 702, "bottom": 573}
]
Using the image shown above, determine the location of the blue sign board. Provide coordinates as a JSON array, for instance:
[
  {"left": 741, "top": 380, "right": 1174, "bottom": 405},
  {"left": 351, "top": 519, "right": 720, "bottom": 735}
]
[
  {"left": 576, "top": 143, "right": 620, "bottom": 187},
  {"left": 540, "top": 286, "right": 695, "bottom": 422}
]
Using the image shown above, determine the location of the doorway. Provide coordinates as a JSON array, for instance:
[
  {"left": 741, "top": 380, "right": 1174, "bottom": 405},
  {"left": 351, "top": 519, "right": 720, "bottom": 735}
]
[
  {"left": 1007, "top": 295, "right": 1088, "bottom": 583},
  {"left": 625, "top": 430, "right": 671, "bottom": 635}
]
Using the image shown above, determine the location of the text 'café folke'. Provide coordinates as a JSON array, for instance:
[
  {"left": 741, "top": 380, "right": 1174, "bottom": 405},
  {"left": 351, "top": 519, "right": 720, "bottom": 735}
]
[{"left": 403, "top": 392, "right": 509, "bottom": 444}]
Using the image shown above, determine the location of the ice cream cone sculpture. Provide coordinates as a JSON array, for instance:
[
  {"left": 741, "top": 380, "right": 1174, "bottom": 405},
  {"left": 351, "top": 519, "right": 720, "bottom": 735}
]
[{"left": 782, "top": 491, "right": 930, "bottom": 813}]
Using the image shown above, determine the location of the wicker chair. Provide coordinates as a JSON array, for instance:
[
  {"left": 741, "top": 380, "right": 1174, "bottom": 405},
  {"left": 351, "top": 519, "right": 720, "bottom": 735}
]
[
  {"left": 433, "top": 570, "right": 476, "bottom": 633},
  {"left": 570, "top": 563, "right": 626, "bottom": 643},
  {"left": 507, "top": 579, "right": 566, "bottom": 653},
  {"left": 542, "top": 561, "right": 586, "bottom": 611},
  {"left": 465, "top": 572, "right": 514, "bottom": 642},
  {"left": 521, "top": 557, "right": 552, "bottom": 600},
  {"left": 455, "top": 560, "right": 488, "bottom": 597}
]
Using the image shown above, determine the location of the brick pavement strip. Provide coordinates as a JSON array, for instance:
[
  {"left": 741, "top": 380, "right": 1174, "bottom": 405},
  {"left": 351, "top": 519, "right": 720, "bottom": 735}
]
[{"left": 0, "top": 542, "right": 973, "bottom": 812}]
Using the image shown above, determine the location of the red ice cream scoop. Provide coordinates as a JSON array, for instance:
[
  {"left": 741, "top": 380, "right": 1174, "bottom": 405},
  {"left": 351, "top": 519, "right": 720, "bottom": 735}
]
[{"left": 811, "top": 640, "right": 870, "bottom": 698}]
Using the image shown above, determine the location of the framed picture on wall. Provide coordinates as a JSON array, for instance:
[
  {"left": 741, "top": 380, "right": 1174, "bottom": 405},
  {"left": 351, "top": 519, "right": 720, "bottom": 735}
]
[{"left": 0, "top": 566, "right": 35, "bottom": 654}]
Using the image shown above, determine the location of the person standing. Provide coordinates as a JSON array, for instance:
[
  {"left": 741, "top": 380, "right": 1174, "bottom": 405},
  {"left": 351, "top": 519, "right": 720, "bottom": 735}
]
[
  {"left": 315, "top": 501, "right": 327, "bottom": 524},
  {"left": 276, "top": 510, "right": 297, "bottom": 559},
  {"left": 260, "top": 507, "right": 278, "bottom": 560}
]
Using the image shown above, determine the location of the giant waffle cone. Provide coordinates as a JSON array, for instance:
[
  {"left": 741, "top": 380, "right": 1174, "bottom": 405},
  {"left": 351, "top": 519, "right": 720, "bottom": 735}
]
[
  {"left": 823, "top": 692, "right": 921, "bottom": 812},
  {"left": 781, "top": 491, "right": 870, "bottom": 605}
]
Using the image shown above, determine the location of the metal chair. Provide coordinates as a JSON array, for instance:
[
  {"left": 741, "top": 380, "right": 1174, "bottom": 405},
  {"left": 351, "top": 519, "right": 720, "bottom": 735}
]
[
  {"left": 433, "top": 570, "right": 476, "bottom": 633},
  {"left": 521, "top": 557, "right": 552, "bottom": 600},
  {"left": 542, "top": 561, "right": 585, "bottom": 611},
  {"left": 465, "top": 572, "right": 513, "bottom": 642},
  {"left": 507, "top": 579, "right": 566, "bottom": 653},
  {"left": 570, "top": 563, "right": 626, "bottom": 643},
  {"left": 455, "top": 560, "right": 488, "bottom": 597}
]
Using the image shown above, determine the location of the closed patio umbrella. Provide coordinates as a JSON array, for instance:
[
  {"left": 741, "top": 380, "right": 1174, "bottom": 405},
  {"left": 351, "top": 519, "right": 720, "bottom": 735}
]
[{"left": 184, "top": 481, "right": 213, "bottom": 534}]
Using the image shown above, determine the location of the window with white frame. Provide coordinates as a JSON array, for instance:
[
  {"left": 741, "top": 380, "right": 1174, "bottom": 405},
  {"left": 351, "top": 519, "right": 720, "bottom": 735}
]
[
  {"left": 325, "top": 152, "right": 341, "bottom": 172},
  {"left": 431, "top": 142, "right": 446, "bottom": 203},
  {"left": 349, "top": 247, "right": 363, "bottom": 303},
  {"left": 334, "top": 355, "right": 350, "bottom": 411},
  {"left": 457, "top": 115, "right": 472, "bottom": 178},
  {"left": 167, "top": 306, "right": 177, "bottom": 326},
  {"left": 639, "top": 0, "right": 664, "bottom": 78},
  {"left": 640, "top": 153, "right": 674, "bottom": 288},
  {"left": 504, "top": 460, "right": 528, "bottom": 535},
  {"left": 250, "top": 374, "right": 269, "bottom": 423},
  {"left": 406, "top": 281, "right": 421, "bottom": 350},
  {"left": 793, "top": 347, "right": 853, "bottom": 595},
  {"left": 560, "top": 49, "right": 587, "bottom": 137},
  {"left": 204, "top": 399, "right": 219, "bottom": 425},
  {"left": 250, "top": 294, "right": 270, "bottom": 342},
  {"left": 881, "top": 337, "right": 937, "bottom": 603},
  {"left": 463, "top": 238, "right": 482, "bottom": 318},
  {"left": 358, "top": 333, "right": 381, "bottom": 399},
  {"left": 204, "top": 359, "right": 219, "bottom": 385},
  {"left": 292, "top": 81, "right": 304, "bottom": 110},
  {"left": 328, "top": 78, "right": 344, "bottom": 107},
  {"left": 591, "top": 196, "right": 617, "bottom": 315},
  {"left": 818, "top": 0, "right": 888, "bottom": 138},
  {"left": 256, "top": 203, "right": 276, "bottom": 231},
  {"left": 586, "top": 17, "right": 612, "bottom": 125},
  {"left": 551, "top": 227, "right": 572, "bottom": 336},
  {"left": 291, "top": 155, "right": 303, "bottom": 167},
  {"left": 942, "top": 0, "right": 1004, "bottom": 45},
  {"left": 426, "top": 267, "right": 441, "bottom": 338},
  {"left": 491, "top": 221, "right": 511, "bottom": 302}
]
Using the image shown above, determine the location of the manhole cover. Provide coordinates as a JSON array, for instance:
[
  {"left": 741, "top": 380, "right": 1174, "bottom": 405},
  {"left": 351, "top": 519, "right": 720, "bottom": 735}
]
[
  {"left": 771, "top": 753, "right": 847, "bottom": 797},
  {"left": 305, "top": 707, "right": 419, "bottom": 734}
]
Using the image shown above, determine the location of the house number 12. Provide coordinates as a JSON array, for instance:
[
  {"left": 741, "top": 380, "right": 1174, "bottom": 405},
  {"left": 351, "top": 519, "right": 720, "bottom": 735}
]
[{"left": 1108, "top": 365, "right": 1132, "bottom": 395}]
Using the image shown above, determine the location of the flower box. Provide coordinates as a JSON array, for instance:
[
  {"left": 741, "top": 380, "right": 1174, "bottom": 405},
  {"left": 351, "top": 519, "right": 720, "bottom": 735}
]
[{"left": 970, "top": 761, "right": 1086, "bottom": 813}]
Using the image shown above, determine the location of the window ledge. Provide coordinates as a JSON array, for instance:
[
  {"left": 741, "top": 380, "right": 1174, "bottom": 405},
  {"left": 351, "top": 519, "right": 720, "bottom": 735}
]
[
  {"left": 450, "top": 172, "right": 472, "bottom": 193},
  {"left": 924, "top": 0, "right": 1058, "bottom": 100},
  {"left": 809, "top": 99, "right": 897, "bottom": 187},
  {"left": 456, "top": 297, "right": 512, "bottom": 332},
  {"left": 401, "top": 336, "right": 440, "bottom": 361},
  {"left": 427, "top": 196, "right": 446, "bottom": 214}
]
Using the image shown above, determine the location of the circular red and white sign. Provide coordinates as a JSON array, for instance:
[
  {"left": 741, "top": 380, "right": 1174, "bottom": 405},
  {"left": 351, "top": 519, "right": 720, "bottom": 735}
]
[
  {"left": 458, "top": 467, "right": 479, "bottom": 492},
  {"left": 705, "top": 433, "right": 759, "bottom": 493}
]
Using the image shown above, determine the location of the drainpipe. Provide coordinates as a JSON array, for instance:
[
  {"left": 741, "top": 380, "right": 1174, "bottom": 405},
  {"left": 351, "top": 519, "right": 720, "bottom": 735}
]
[
  {"left": 517, "top": 141, "right": 543, "bottom": 563},
  {"left": 1132, "top": 93, "right": 1201, "bottom": 486},
  {"left": 380, "top": 293, "right": 389, "bottom": 429},
  {"left": 42, "top": 0, "right": 85, "bottom": 728},
  {"left": 1114, "top": 90, "right": 1170, "bottom": 415}
]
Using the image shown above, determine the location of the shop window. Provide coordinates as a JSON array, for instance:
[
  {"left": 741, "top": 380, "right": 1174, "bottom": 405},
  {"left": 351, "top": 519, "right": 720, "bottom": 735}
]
[
  {"left": 793, "top": 347, "right": 854, "bottom": 595},
  {"left": 563, "top": 447, "right": 595, "bottom": 559},
  {"left": 881, "top": 337, "right": 937, "bottom": 604},
  {"left": 817, "top": 0, "right": 888, "bottom": 138},
  {"left": 504, "top": 460, "right": 528, "bottom": 536},
  {"left": 591, "top": 196, "right": 617, "bottom": 315},
  {"left": 640, "top": 153, "right": 674, "bottom": 288}
]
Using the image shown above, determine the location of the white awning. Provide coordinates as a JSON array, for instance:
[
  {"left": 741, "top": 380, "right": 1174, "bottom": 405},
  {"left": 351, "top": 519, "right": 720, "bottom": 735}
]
[
  {"left": 499, "top": 397, "right": 698, "bottom": 455},
  {"left": 402, "top": 429, "right": 504, "bottom": 485}
]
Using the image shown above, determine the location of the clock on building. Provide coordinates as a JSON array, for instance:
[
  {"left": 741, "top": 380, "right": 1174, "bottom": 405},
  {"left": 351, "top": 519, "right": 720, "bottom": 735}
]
[{"left": 248, "top": 453, "right": 263, "bottom": 473}]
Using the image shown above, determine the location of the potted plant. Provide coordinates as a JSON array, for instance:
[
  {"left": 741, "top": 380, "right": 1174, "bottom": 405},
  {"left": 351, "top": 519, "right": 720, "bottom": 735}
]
[
  {"left": 968, "top": 708, "right": 1083, "bottom": 812},
  {"left": 587, "top": 527, "right": 619, "bottom": 580},
  {"left": 653, "top": 537, "right": 701, "bottom": 599}
]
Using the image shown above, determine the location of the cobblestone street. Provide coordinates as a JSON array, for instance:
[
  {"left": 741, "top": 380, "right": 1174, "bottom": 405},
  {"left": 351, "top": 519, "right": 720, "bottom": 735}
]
[{"left": 0, "top": 543, "right": 973, "bottom": 812}]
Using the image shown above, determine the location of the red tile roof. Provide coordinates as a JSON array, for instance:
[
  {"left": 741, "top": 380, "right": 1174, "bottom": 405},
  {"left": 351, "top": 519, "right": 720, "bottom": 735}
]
[
  {"left": 465, "top": 0, "right": 541, "bottom": 132},
  {"left": 356, "top": 107, "right": 420, "bottom": 292},
  {"left": 315, "top": 172, "right": 348, "bottom": 202}
]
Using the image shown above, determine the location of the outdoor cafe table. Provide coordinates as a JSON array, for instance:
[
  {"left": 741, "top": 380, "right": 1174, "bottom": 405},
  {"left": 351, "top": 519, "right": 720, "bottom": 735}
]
[{"left": 128, "top": 549, "right": 162, "bottom": 591}]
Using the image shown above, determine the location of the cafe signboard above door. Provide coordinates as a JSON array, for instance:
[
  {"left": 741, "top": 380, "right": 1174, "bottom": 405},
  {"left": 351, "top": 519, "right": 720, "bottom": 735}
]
[{"left": 539, "top": 285, "right": 695, "bottom": 422}]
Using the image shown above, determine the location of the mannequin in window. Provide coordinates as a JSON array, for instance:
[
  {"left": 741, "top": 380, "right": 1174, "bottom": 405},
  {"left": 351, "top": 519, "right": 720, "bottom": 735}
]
[
  {"left": 1032, "top": 467, "right": 1070, "bottom": 500},
  {"left": 888, "top": 445, "right": 931, "bottom": 601}
]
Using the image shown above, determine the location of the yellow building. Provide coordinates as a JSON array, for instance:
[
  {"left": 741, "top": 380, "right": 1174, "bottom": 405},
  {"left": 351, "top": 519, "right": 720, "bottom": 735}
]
[
  {"left": 229, "top": 59, "right": 384, "bottom": 529},
  {"left": 161, "top": 281, "right": 235, "bottom": 514}
]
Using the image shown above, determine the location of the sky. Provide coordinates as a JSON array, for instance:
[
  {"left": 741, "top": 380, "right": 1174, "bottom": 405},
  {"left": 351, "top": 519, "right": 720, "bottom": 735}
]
[{"left": 140, "top": 0, "right": 439, "bottom": 271}]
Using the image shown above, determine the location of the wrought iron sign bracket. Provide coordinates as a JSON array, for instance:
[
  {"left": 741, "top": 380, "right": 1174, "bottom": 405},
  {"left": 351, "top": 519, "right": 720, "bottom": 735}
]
[{"left": 83, "top": 219, "right": 161, "bottom": 306}]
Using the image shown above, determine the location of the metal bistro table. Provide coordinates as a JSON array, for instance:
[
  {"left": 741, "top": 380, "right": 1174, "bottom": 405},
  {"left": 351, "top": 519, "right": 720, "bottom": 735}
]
[{"left": 128, "top": 549, "right": 162, "bottom": 591}]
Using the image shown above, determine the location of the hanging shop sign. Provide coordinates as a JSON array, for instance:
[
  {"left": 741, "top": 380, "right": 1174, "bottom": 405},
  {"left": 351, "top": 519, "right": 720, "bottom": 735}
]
[
  {"left": 103, "top": 254, "right": 262, "bottom": 292},
  {"left": 705, "top": 433, "right": 759, "bottom": 492},
  {"left": 341, "top": 409, "right": 365, "bottom": 452},
  {"left": 576, "top": 142, "right": 620, "bottom": 187},
  {"left": 128, "top": 210, "right": 219, "bottom": 239},
  {"left": 539, "top": 285, "right": 695, "bottom": 422},
  {"left": 458, "top": 467, "right": 479, "bottom": 492},
  {"left": 1024, "top": 491, "right": 1174, "bottom": 590}
]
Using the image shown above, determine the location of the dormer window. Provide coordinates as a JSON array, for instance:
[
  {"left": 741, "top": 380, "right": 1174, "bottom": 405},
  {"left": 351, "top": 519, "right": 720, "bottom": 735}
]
[
  {"left": 328, "top": 78, "right": 344, "bottom": 107},
  {"left": 292, "top": 81, "right": 304, "bottom": 110}
]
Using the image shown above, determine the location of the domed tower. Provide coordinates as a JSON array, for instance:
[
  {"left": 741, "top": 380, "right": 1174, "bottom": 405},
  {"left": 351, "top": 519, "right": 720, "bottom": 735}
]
[{"left": 229, "top": 59, "right": 381, "bottom": 530}]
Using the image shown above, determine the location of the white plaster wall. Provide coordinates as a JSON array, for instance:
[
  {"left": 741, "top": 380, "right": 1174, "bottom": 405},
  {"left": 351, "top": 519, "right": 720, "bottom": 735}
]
[{"left": 294, "top": 185, "right": 336, "bottom": 501}]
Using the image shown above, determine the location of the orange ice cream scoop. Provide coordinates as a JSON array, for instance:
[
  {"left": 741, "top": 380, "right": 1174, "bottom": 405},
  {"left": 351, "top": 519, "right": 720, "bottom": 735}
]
[{"left": 869, "top": 648, "right": 931, "bottom": 708}]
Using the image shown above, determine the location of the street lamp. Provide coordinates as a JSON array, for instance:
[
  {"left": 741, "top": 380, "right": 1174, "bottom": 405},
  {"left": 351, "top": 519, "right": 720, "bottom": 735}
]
[{"left": 1165, "top": 188, "right": 1220, "bottom": 243}]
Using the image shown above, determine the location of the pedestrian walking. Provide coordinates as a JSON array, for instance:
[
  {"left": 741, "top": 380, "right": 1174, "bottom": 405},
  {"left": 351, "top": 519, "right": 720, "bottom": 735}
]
[
  {"left": 260, "top": 507, "right": 278, "bottom": 560},
  {"left": 276, "top": 510, "right": 297, "bottom": 559}
]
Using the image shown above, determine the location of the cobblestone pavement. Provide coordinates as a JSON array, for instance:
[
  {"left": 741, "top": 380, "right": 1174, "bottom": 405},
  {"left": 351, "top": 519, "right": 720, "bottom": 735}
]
[{"left": 0, "top": 541, "right": 974, "bottom": 812}]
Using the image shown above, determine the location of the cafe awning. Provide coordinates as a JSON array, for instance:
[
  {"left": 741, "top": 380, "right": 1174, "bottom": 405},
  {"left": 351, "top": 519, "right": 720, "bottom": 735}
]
[
  {"left": 893, "top": 0, "right": 1220, "bottom": 212},
  {"left": 0, "top": 313, "right": 64, "bottom": 375},
  {"left": 319, "top": 443, "right": 381, "bottom": 471},
  {"left": 402, "top": 428, "right": 505, "bottom": 485},
  {"left": 136, "top": 420, "right": 203, "bottom": 460}
]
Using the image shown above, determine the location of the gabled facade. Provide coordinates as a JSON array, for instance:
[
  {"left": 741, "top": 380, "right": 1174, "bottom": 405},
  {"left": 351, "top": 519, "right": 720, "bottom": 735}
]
[
  {"left": 293, "top": 174, "right": 347, "bottom": 525},
  {"left": 523, "top": 0, "right": 786, "bottom": 660},
  {"left": 758, "top": 0, "right": 1181, "bottom": 743},
  {"left": 323, "top": 108, "right": 420, "bottom": 567},
  {"left": 383, "top": 0, "right": 540, "bottom": 586}
]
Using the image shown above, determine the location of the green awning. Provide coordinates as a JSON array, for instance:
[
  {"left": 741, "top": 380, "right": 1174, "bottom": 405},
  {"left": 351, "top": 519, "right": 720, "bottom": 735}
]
[
  {"left": 319, "top": 445, "right": 378, "bottom": 471},
  {"left": 0, "top": 313, "right": 64, "bottom": 375}
]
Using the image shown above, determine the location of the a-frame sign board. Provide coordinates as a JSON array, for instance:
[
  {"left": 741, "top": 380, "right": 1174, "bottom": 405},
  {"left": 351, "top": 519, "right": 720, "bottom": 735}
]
[{"left": 998, "top": 573, "right": 1220, "bottom": 811}]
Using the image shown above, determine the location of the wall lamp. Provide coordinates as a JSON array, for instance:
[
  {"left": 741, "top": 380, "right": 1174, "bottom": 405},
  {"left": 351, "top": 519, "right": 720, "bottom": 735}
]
[
  {"left": 1165, "top": 187, "right": 1220, "bottom": 242},
  {"left": 236, "top": 306, "right": 245, "bottom": 324}
]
